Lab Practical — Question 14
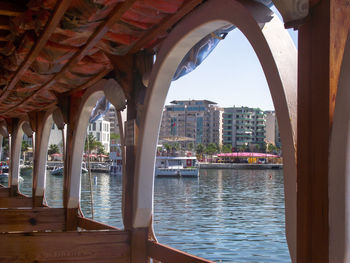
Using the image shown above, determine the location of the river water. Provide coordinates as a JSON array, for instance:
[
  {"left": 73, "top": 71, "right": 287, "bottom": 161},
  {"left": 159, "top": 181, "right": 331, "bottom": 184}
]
[{"left": 17, "top": 168, "right": 290, "bottom": 263}]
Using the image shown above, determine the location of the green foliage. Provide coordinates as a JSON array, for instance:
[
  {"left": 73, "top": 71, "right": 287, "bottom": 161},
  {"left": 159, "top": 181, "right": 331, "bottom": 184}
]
[
  {"left": 163, "top": 143, "right": 171, "bottom": 152},
  {"left": 187, "top": 142, "right": 194, "bottom": 151},
  {"left": 221, "top": 144, "right": 232, "bottom": 153},
  {"left": 21, "top": 141, "right": 30, "bottom": 152},
  {"left": 48, "top": 144, "right": 60, "bottom": 155},
  {"left": 267, "top": 143, "right": 277, "bottom": 153},
  {"left": 110, "top": 133, "right": 120, "bottom": 142},
  {"left": 259, "top": 142, "right": 267, "bottom": 153},
  {"left": 195, "top": 144, "right": 205, "bottom": 155},
  {"left": 205, "top": 143, "right": 218, "bottom": 155}
]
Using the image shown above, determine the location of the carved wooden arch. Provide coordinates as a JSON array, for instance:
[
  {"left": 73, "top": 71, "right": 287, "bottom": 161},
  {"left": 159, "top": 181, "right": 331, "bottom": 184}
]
[
  {"left": 134, "top": 0, "right": 297, "bottom": 261},
  {"left": 32, "top": 108, "right": 56, "bottom": 202},
  {"left": 66, "top": 79, "right": 120, "bottom": 209},
  {"left": 9, "top": 117, "right": 32, "bottom": 190},
  {"left": 329, "top": 34, "right": 350, "bottom": 263}
]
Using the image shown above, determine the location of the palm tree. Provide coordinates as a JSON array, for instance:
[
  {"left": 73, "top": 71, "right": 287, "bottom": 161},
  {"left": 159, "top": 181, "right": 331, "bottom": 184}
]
[{"left": 48, "top": 144, "right": 60, "bottom": 155}]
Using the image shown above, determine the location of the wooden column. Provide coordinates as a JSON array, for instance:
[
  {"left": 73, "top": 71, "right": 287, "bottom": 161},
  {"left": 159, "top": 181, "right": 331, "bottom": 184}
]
[
  {"left": 8, "top": 119, "right": 22, "bottom": 196},
  {"left": 109, "top": 53, "right": 150, "bottom": 262},
  {"left": 63, "top": 94, "right": 81, "bottom": 231},
  {"left": 30, "top": 111, "right": 53, "bottom": 207},
  {"left": 297, "top": 0, "right": 350, "bottom": 261}
]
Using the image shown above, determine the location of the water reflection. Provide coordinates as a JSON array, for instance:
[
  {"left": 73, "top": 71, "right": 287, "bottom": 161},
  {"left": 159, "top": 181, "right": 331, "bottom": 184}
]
[
  {"left": 153, "top": 169, "right": 290, "bottom": 263},
  {"left": 14, "top": 168, "right": 289, "bottom": 262}
]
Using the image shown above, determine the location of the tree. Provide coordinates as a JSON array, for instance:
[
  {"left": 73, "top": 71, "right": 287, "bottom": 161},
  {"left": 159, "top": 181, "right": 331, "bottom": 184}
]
[
  {"left": 187, "top": 142, "right": 194, "bottom": 152},
  {"left": 22, "top": 141, "right": 30, "bottom": 152},
  {"left": 85, "top": 134, "right": 99, "bottom": 153},
  {"left": 195, "top": 144, "right": 205, "bottom": 159},
  {"left": 48, "top": 144, "right": 60, "bottom": 155},
  {"left": 267, "top": 143, "right": 277, "bottom": 153},
  {"left": 110, "top": 133, "right": 120, "bottom": 143},
  {"left": 259, "top": 142, "right": 267, "bottom": 153},
  {"left": 205, "top": 143, "right": 218, "bottom": 155},
  {"left": 221, "top": 144, "right": 232, "bottom": 153}
]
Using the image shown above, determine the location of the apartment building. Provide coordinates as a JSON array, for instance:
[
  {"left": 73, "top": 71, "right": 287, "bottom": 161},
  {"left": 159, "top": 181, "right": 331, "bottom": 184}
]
[
  {"left": 265, "top": 110, "right": 281, "bottom": 147},
  {"left": 222, "top": 106, "right": 266, "bottom": 149},
  {"left": 88, "top": 118, "right": 110, "bottom": 153},
  {"left": 159, "top": 100, "right": 223, "bottom": 146}
]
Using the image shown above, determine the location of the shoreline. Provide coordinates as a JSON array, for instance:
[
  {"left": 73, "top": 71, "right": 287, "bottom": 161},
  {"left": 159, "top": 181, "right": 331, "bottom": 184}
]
[{"left": 199, "top": 162, "right": 283, "bottom": 170}]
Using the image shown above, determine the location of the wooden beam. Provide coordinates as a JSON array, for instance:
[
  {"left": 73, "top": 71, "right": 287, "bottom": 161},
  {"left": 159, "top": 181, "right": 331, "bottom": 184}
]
[
  {"left": 77, "top": 216, "right": 119, "bottom": 230},
  {"left": 0, "top": 16, "right": 9, "bottom": 30},
  {"left": 0, "top": 230, "right": 130, "bottom": 262},
  {"left": 0, "top": 207, "right": 65, "bottom": 232},
  {"left": 129, "top": 0, "right": 203, "bottom": 54},
  {"left": 297, "top": 0, "right": 330, "bottom": 261},
  {"left": 147, "top": 241, "right": 214, "bottom": 263},
  {"left": 0, "top": 196, "right": 32, "bottom": 208},
  {"left": 2, "top": 0, "right": 137, "bottom": 115},
  {"left": 0, "top": 187, "right": 9, "bottom": 197},
  {"left": 0, "top": 1, "right": 25, "bottom": 17},
  {"left": 0, "top": 0, "right": 71, "bottom": 102}
]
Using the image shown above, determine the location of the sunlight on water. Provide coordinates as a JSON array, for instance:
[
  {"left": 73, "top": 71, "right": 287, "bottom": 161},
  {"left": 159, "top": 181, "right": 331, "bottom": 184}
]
[{"left": 14, "top": 168, "right": 290, "bottom": 262}]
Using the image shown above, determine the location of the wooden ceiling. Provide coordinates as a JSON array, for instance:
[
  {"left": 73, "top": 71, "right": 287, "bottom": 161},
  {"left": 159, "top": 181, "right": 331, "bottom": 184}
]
[{"left": 0, "top": 0, "right": 203, "bottom": 119}]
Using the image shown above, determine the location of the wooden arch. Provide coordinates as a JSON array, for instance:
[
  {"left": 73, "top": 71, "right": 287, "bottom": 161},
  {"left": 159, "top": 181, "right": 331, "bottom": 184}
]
[
  {"left": 65, "top": 79, "right": 122, "bottom": 209},
  {"left": 134, "top": 0, "right": 297, "bottom": 261},
  {"left": 9, "top": 118, "right": 31, "bottom": 192}
]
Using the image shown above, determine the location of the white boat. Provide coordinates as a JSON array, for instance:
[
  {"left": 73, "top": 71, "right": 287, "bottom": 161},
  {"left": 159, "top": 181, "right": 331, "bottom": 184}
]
[
  {"left": 51, "top": 163, "right": 88, "bottom": 176},
  {"left": 155, "top": 156, "right": 199, "bottom": 177}
]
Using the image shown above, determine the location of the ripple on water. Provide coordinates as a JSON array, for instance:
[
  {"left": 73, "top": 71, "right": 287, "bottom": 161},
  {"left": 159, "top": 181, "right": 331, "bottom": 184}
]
[{"left": 17, "top": 168, "right": 290, "bottom": 262}]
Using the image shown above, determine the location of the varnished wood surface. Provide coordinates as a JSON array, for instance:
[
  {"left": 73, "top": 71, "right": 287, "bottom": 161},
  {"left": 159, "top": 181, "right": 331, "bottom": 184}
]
[
  {"left": 0, "top": 187, "right": 9, "bottom": 197},
  {"left": 0, "top": 196, "right": 32, "bottom": 208},
  {"left": 0, "top": 230, "right": 130, "bottom": 262},
  {"left": 129, "top": 0, "right": 203, "bottom": 53},
  {"left": 297, "top": 0, "right": 332, "bottom": 261},
  {"left": 77, "top": 216, "right": 118, "bottom": 230},
  {"left": 0, "top": 207, "right": 65, "bottom": 232},
  {"left": 147, "top": 241, "right": 214, "bottom": 263}
]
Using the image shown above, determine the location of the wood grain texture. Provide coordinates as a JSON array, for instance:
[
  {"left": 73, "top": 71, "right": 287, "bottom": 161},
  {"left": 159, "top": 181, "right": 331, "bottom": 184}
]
[
  {"left": 77, "top": 216, "right": 118, "bottom": 230},
  {"left": 0, "top": 196, "right": 32, "bottom": 208},
  {"left": 0, "top": 0, "right": 71, "bottom": 103},
  {"left": 0, "top": 230, "right": 130, "bottom": 262},
  {"left": 0, "top": 207, "right": 65, "bottom": 232},
  {"left": 0, "top": 2, "right": 25, "bottom": 16},
  {"left": 147, "top": 241, "right": 214, "bottom": 263},
  {"left": 297, "top": 0, "right": 331, "bottom": 261},
  {"left": 129, "top": 0, "right": 203, "bottom": 53},
  {"left": 0, "top": 187, "right": 9, "bottom": 197}
]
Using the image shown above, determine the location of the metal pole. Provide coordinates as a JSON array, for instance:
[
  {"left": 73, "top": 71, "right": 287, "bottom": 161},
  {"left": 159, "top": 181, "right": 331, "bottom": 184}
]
[{"left": 87, "top": 132, "right": 94, "bottom": 219}]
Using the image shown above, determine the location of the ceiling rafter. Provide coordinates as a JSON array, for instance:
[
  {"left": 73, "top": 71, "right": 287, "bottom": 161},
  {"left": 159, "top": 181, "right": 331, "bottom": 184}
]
[
  {"left": 129, "top": 0, "right": 204, "bottom": 54},
  {"left": 2, "top": 0, "right": 138, "bottom": 115},
  {"left": 0, "top": 0, "right": 71, "bottom": 104},
  {"left": 0, "top": 1, "right": 25, "bottom": 17}
]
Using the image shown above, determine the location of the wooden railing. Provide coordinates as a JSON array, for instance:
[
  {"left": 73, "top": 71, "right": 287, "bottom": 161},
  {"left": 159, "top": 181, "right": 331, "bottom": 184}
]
[{"left": 147, "top": 241, "right": 215, "bottom": 263}]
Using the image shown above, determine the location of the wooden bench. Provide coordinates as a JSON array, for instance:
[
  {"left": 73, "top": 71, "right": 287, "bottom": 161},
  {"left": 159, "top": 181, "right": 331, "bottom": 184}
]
[
  {"left": 0, "top": 230, "right": 130, "bottom": 262},
  {"left": 0, "top": 207, "right": 65, "bottom": 232}
]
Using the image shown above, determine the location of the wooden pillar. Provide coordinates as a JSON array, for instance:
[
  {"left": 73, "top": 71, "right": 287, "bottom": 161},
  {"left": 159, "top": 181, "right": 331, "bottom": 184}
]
[
  {"left": 297, "top": 0, "right": 350, "bottom": 261},
  {"left": 30, "top": 111, "right": 53, "bottom": 207},
  {"left": 8, "top": 119, "right": 23, "bottom": 196},
  {"left": 63, "top": 94, "right": 81, "bottom": 231}
]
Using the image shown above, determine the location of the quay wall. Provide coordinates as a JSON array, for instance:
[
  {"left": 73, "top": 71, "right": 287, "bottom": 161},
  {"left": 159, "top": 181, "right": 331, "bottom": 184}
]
[{"left": 199, "top": 163, "right": 283, "bottom": 170}]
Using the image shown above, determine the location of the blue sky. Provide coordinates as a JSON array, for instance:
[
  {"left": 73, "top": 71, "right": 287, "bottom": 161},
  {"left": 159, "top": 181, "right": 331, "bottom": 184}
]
[{"left": 165, "top": 8, "right": 298, "bottom": 111}]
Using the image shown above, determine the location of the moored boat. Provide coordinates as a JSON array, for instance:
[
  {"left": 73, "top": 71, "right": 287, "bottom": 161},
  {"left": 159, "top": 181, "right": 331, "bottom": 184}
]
[{"left": 155, "top": 156, "right": 199, "bottom": 177}]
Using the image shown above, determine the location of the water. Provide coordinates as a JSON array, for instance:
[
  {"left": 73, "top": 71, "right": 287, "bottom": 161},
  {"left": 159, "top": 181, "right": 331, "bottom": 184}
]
[{"left": 15, "top": 168, "right": 290, "bottom": 263}]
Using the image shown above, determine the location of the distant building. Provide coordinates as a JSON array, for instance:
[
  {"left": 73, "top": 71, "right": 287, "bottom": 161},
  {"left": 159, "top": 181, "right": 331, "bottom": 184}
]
[
  {"left": 88, "top": 118, "right": 110, "bottom": 153},
  {"left": 48, "top": 123, "right": 64, "bottom": 153},
  {"left": 104, "top": 104, "right": 126, "bottom": 142},
  {"left": 159, "top": 100, "right": 223, "bottom": 146},
  {"left": 222, "top": 106, "right": 266, "bottom": 149},
  {"left": 265, "top": 110, "right": 281, "bottom": 147}
]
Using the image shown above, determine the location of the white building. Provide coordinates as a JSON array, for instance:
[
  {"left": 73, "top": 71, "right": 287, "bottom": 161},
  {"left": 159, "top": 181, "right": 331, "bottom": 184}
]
[
  {"left": 88, "top": 118, "right": 110, "bottom": 153},
  {"left": 48, "top": 123, "right": 65, "bottom": 153}
]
